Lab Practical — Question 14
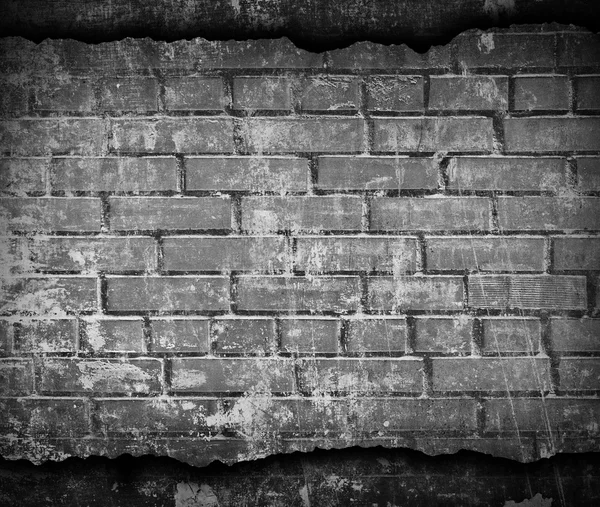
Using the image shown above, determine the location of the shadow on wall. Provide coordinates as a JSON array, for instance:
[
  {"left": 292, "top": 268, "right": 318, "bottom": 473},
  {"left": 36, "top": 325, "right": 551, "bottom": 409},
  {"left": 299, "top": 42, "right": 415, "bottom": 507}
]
[
  {"left": 0, "top": 0, "right": 599, "bottom": 51},
  {"left": 1, "top": 447, "right": 600, "bottom": 506}
]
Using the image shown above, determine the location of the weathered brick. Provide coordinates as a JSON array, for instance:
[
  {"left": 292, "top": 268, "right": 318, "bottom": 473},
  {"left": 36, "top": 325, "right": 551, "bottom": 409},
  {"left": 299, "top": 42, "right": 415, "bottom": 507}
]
[
  {"left": 429, "top": 76, "right": 508, "bottom": 111},
  {"left": 212, "top": 317, "right": 277, "bottom": 354},
  {"left": 95, "top": 398, "right": 218, "bottom": 436},
  {"left": 373, "top": 118, "right": 493, "bottom": 153},
  {"left": 577, "top": 157, "right": 600, "bottom": 191},
  {"left": 82, "top": 316, "right": 145, "bottom": 352},
  {"left": 211, "top": 39, "right": 322, "bottom": 69},
  {"left": 27, "top": 236, "right": 156, "bottom": 273},
  {"left": 273, "top": 397, "right": 478, "bottom": 434},
  {"left": 371, "top": 197, "right": 490, "bottom": 231},
  {"left": 497, "top": 197, "right": 600, "bottom": 231},
  {"left": 0, "top": 276, "right": 97, "bottom": 314},
  {"left": 13, "top": 317, "right": 77, "bottom": 353},
  {"left": 0, "top": 81, "right": 28, "bottom": 116},
  {"left": 299, "top": 76, "right": 359, "bottom": 111},
  {"left": 185, "top": 156, "right": 309, "bottom": 192},
  {"left": 426, "top": 236, "right": 545, "bottom": 272},
  {"left": 298, "top": 358, "right": 423, "bottom": 394},
  {"left": 432, "top": 357, "right": 551, "bottom": 392},
  {"left": 163, "top": 236, "right": 288, "bottom": 272},
  {"left": 76, "top": 38, "right": 322, "bottom": 71},
  {"left": 52, "top": 157, "right": 178, "bottom": 192},
  {"left": 0, "top": 320, "right": 11, "bottom": 356},
  {"left": 317, "top": 156, "right": 438, "bottom": 190},
  {"left": 553, "top": 237, "right": 600, "bottom": 271},
  {"left": 99, "top": 77, "right": 159, "bottom": 111},
  {"left": 233, "top": 77, "right": 291, "bottom": 110},
  {"left": 38, "top": 358, "right": 162, "bottom": 394},
  {"left": 513, "top": 76, "right": 569, "bottom": 111},
  {"left": 0, "top": 197, "right": 101, "bottom": 232},
  {"left": 0, "top": 237, "right": 27, "bottom": 276},
  {"left": 240, "top": 118, "right": 364, "bottom": 153},
  {"left": 106, "top": 276, "right": 229, "bottom": 312},
  {"left": 559, "top": 358, "right": 600, "bottom": 391},
  {"left": 171, "top": 357, "right": 294, "bottom": 393},
  {"left": 576, "top": 76, "right": 600, "bottom": 111},
  {"left": 295, "top": 236, "right": 418, "bottom": 273},
  {"left": 236, "top": 275, "right": 360, "bottom": 312},
  {"left": 241, "top": 196, "right": 362, "bottom": 233},
  {"left": 0, "top": 119, "right": 107, "bottom": 156},
  {"left": 110, "top": 118, "right": 234, "bottom": 153},
  {"left": 33, "top": 79, "right": 95, "bottom": 112},
  {"left": 0, "top": 158, "right": 46, "bottom": 195},
  {"left": 150, "top": 317, "right": 210, "bottom": 353},
  {"left": 163, "top": 77, "right": 224, "bottom": 111},
  {"left": 327, "top": 41, "right": 452, "bottom": 70},
  {"left": 485, "top": 398, "right": 600, "bottom": 434},
  {"left": 456, "top": 32, "right": 555, "bottom": 69},
  {"left": 0, "top": 359, "right": 34, "bottom": 395},
  {"left": 413, "top": 316, "right": 472, "bottom": 355},
  {"left": 368, "top": 276, "right": 464, "bottom": 311},
  {"left": 279, "top": 317, "right": 340, "bottom": 354},
  {"left": 557, "top": 33, "right": 600, "bottom": 68},
  {"left": 551, "top": 318, "right": 600, "bottom": 353},
  {"left": 447, "top": 157, "right": 565, "bottom": 191},
  {"left": 345, "top": 317, "right": 407, "bottom": 354},
  {"left": 109, "top": 196, "right": 231, "bottom": 231},
  {"left": 481, "top": 318, "right": 541, "bottom": 354},
  {"left": 504, "top": 118, "right": 600, "bottom": 152},
  {"left": 0, "top": 398, "right": 88, "bottom": 437},
  {"left": 365, "top": 76, "right": 423, "bottom": 111},
  {"left": 468, "top": 275, "right": 587, "bottom": 310}
]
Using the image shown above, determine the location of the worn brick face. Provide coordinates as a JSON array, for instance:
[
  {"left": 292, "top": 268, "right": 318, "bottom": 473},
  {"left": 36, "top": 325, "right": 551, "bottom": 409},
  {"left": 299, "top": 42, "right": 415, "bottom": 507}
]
[
  {"left": 371, "top": 197, "right": 490, "bottom": 231},
  {"left": 2, "top": 28, "right": 600, "bottom": 467},
  {"left": 513, "top": 76, "right": 569, "bottom": 111},
  {"left": 317, "top": 156, "right": 438, "bottom": 190},
  {"left": 373, "top": 117, "right": 494, "bottom": 153},
  {"left": 52, "top": 157, "right": 178, "bottom": 192}
]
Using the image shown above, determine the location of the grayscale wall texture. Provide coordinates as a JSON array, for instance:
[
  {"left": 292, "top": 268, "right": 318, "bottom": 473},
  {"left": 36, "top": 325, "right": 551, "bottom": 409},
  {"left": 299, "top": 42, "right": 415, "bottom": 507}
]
[{"left": 1, "top": 1, "right": 599, "bottom": 505}]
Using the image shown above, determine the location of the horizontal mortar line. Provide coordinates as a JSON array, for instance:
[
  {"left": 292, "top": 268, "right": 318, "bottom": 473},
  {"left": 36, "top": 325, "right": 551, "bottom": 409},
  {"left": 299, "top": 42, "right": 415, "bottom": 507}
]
[
  {"left": 500, "top": 151, "right": 600, "bottom": 157},
  {"left": 1, "top": 309, "right": 589, "bottom": 318},
  {"left": 2, "top": 270, "right": 596, "bottom": 279},
  {"left": 11, "top": 190, "right": 590, "bottom": 197},
  {"left": 10, "top": 229, "right": 600, "bottom": 238}
]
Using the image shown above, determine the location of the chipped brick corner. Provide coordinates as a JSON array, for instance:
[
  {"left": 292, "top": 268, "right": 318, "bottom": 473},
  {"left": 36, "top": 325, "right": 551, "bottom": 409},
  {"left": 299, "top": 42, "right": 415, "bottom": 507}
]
[{"left": 1, "top": 24, "right": 600, "bottom": 467}]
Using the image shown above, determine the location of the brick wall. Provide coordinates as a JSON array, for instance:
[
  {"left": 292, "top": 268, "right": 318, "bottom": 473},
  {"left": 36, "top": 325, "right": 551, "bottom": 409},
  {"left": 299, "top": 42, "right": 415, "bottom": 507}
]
[{"left": 1, "top": 25, "right": 599, "bottom": 467}]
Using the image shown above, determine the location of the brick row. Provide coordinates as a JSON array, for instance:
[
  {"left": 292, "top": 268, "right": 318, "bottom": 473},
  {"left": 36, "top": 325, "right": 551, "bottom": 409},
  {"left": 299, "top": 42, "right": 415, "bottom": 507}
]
[
  {"left": 3, "top": 355, "right": 599, "bottom": 396},
  {"left": 4, "top": 396, "right": 600, "bottom": 442},
  {"left": 8, "top": 73, "right": 600, "bottom": 114},
  {"left": 5, "top": 156, "right": 600, "bottom": 194},
  {"left": 7, "top": 32, "right": 598, "bottom": 75},
  {"left": 4, "top": 235, "right": 598, "bottom": 275},
  {"left": 3, "top": 316, "right": 598, "bottom": 357},
  {"left": 4, "top": 117, "right": 600, "bottom": 158}
]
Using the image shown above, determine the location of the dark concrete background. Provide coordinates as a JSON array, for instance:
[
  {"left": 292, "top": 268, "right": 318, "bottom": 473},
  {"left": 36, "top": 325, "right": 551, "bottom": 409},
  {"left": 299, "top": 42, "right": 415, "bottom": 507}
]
[
  {"left": 2, "top": 448, "right": 600, "bottom": 506},
  {"left": 0, "top": 0, "right": 598, "bottom": 51}
]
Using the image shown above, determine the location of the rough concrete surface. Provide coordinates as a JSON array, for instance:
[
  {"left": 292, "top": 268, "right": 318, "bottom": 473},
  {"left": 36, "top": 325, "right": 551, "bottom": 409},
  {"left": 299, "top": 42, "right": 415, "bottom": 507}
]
[{"left": 1, "top": 20, "right": 600, "bottom": 505}]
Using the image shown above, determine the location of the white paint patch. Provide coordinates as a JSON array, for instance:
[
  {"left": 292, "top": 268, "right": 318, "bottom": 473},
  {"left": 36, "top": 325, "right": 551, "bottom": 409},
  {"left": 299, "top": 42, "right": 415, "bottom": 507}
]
[
  {"left": 478, "top": 33, "right": 496, "bottom": 54},
  {"left": 172, "top": 369, "right": 208, "bottom": 390},
  {"left": 77, "top": 361, "right": 152, "bottom": 392},
  {"left": 175, "top": 482, "right": 219, "bottom": 507},
  {"left": 299, "top": 484, "right": 311, "bottom": 507}
]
